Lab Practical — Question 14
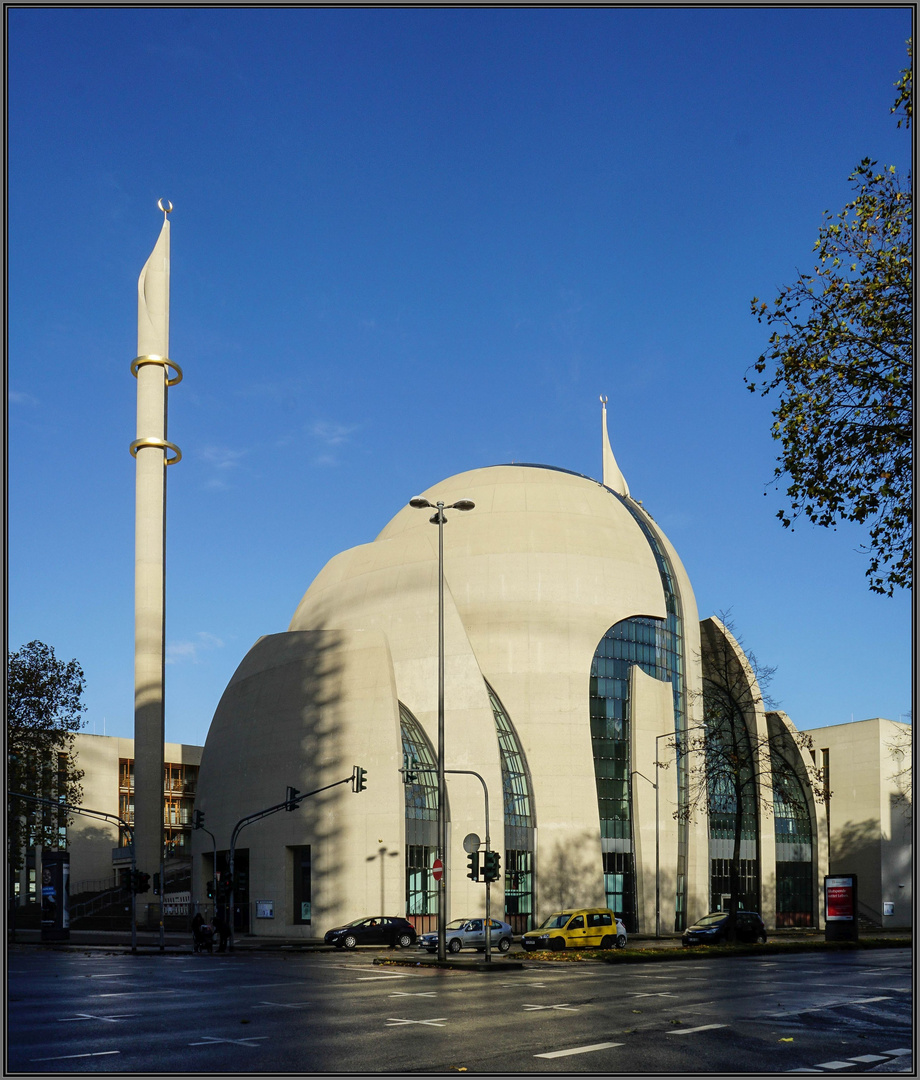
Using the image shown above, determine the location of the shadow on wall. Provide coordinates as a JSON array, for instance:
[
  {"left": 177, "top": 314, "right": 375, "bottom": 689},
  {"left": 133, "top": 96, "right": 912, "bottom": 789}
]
[{"left": 538, "top": 833, "right": 602, "bottom": 914}]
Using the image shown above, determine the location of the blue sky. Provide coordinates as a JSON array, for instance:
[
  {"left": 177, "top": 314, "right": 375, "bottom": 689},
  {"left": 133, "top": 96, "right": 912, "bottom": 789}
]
[{"left": 8, "top": 7, "right": 913, "bottom": 747}]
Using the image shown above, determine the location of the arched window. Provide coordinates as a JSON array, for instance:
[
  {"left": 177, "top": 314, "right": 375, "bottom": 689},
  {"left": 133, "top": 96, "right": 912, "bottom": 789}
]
[
  {"left": 486, "top": 682, "right": 535, "bottom": 934},
  {"left": 400, "top": 703, "right": 443, "bottom": 924},
  {"left": 772, "top": 750, "right": 814, "bottom": 927},
  {"left": 591, "top": 615, "right": 680, "bottom": 931}
]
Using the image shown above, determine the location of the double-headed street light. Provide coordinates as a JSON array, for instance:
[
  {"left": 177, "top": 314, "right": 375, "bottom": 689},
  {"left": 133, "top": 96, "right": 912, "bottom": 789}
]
[{"left": 409, "top": 495, "right": 475, "bottom": 962}]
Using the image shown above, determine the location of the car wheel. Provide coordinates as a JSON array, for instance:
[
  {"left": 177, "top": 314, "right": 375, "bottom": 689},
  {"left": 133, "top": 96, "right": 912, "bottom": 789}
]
[
  {"left": 616, "top": 934, "right": 627, "bottom": 949},
  {"left": 343, "top": 934, "right": 358, "bottom": 950},
  {"left": 600, "top": 935, "right": 613, "bottom": 949},
  {"left": 497, "top": 937, "right": 511, "bottom": 953},
  {"left": 758, "top": 932, "right": 767, "bottom": 944},
  {"left": 447, "top": 938, "right": 462, "bottom": 954},
  {"left": 397, "top": 932, "right": 414, "bottom": 948},
  {"left": 550, "top": 937, "right": 565, "bottom": 951}
]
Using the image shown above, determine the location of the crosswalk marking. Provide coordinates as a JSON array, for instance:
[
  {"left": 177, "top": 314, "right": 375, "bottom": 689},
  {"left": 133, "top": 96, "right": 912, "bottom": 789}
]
[
  {"left": 667, "top": 1023, "right": 728, "bottom": 1035},
  {"left": 535, "top": 1042, "right": 623, "bottom": 1059}
]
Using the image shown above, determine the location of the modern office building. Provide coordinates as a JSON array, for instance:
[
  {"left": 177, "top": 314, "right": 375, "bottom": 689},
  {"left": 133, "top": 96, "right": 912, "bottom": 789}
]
[{"left": 191, "top": 416, "right": 875, "bottom": 940}]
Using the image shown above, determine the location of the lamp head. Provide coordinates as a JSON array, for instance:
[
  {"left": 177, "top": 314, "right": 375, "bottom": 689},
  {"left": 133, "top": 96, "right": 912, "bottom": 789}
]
[
  {"left": 450, "top": 499, "right": 475, "bottom": 511},
  {"left": 409, "top": 497, "right": 431, "bottom": 509}
]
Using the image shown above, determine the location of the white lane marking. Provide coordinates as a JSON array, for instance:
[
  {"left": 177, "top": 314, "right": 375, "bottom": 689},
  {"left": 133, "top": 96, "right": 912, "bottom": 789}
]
[
  {"left": 30, "top": 1051, "right": 120, "bottom": 1062},
  {"left": 58, "top": 1013, "right": 138, "bottom": 1022},
  {"left": 632, "top": 992, "right": 677, "bottom": 998},
  {"left": 667, "top": 1024, "right": 728, "bottom": 1035},
  {"left": 254, "top": 1000, "right": 312, "bottom": 1009},
  {"left": 499, "top": 980, "right": 546, "bottom": 987},
  {"left": 356, "top": 974, "right": 408, "bottom": 981},
  {"left": 189, "top": 1035, "right": 269, "bottom": 1047},
  {"left": 522, "top": 1003, "right": 578, "bottom": 1011},
  {"left": 385, "top": 1017, "right": 448, "bottom": 1027},
  {"left": 815, "top": 1061, "right": 857, "bottom": 1070},
  {"left": 389, "top": 991, "right": 437, "bottom": 998},
  {"left": 883, "top": 1049, "right": 912, "bottom": 1056},
  {"left": 848, "top": 1055, "right": 888, "bottom": 1064},
  {"left": 97, "top": 989, "right": 177, "bottom": 997},
  {"left": 535, "top": 1042, "right": 623, "bottom": 1059},
  {"left": 76, "top": 973, "right": 124, "bottom": 978}
]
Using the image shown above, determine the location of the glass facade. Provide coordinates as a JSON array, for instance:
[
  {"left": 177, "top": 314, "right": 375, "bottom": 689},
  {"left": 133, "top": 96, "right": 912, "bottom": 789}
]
[
  {"left": 400, "top": 703, "right": 441, "bottom": 921},
  {"left": 591, "top": 615, "right": 681, "bottom": 931},
  {"left": 485, "top": 682, "right": 535, "bottom": 933},
  {"left": 772, "top": 750, "right": 814, "bottom": 927}
]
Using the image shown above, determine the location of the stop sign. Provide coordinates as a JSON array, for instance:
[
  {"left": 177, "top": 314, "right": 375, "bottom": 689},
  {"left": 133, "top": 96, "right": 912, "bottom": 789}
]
[{"left": 432, "top": 858, "right": 443, "bottom": 882}]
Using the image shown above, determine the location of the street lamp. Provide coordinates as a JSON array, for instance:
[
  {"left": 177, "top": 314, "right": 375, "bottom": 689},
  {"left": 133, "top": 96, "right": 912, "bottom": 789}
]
[{"left": 409, "top": 495, "right": 475, "bottom": 962}]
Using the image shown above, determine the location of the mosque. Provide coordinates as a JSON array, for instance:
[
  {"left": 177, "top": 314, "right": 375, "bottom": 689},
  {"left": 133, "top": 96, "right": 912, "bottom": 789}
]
[{"left": 190, "top": 404, "right": 862, "bottom": 940}]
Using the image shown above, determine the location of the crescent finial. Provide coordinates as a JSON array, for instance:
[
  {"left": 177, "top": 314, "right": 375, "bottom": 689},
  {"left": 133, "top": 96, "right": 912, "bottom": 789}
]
[{"left": 157, "top": 198, "right": 173, "bottom": 218}]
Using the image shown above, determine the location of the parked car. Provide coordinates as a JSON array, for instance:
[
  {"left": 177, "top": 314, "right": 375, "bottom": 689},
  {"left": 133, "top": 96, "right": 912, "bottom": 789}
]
[
  {"left": 682, "top": 911, "right": 767, "bottom": 946},
  {"left": 521, "top": 908, "right": 627, "bottom": 951},
  {"left": 417, "top": 918, "right": 514, "bottom": 954},
  {"left": 324, "top": 916, "right": 417, "bottom": 949}
]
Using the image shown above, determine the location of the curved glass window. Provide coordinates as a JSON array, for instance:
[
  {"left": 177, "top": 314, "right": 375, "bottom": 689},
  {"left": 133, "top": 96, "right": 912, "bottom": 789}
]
[
  {"left": 772, "top": 750, "right": 814, "bottom": 927},
  {"left": 591, "top": 616, "right": 680, "bottom": 931},
  {"left": 486, "top": 682, "right": 535, "bottom": 933},
  {"left": 400, "top": 703, "right": 442, "bottom": 921}
]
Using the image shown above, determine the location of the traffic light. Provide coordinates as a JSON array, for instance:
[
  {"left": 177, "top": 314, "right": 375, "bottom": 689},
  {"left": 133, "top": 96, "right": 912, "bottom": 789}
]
[
  {"left": 467, "top": 851, "right": 480, "bottom": 881},
  {"left": 352, "top": 765, "right": 367, "bottom": 793},
  {"left": 482, "top": 850, "right": 501, "bottom": 882},
  {"left": 192, "top": 809, "right": 205, "bottom": 829},
  {"left": 125, "top": 869, "right": 137, "bottom": 893},
  {"left": 135, "top": 871, "right": 151, "bottom": 894},
  {"left": 206, "top": 880, "right": 214, "bottom": 899},
  {"left": 285, "top": 786, "right": 300, "bottom": 811},
  {"left": 402, "top": 758, "right": 418, "bottom": 784},
  {"left": 153, "top": 872, "right": 161, "bottom": 896}
]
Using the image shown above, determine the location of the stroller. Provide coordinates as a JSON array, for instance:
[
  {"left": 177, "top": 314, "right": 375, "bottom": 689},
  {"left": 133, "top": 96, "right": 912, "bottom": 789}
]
[{"left": 192, "top": 914, "right": 214, "bottom": 954}]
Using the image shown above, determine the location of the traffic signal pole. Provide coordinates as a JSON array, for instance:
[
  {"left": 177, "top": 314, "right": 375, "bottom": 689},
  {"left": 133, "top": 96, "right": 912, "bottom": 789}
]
[{"left": 225, "top": 768, "right": 366, "bottom": 951}]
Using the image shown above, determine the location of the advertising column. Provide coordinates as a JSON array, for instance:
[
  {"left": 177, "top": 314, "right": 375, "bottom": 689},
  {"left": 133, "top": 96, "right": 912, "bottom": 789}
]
[
  {"left": 824, "top": 874, "right": 858, "bottom": 942},
  {"left": 40, "top": 850, "right": 70, "bottom": 942}
]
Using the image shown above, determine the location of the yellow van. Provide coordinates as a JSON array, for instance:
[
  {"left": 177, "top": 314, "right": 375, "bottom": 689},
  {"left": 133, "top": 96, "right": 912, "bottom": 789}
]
[{"left": 520, "top": 908, "right": 627, "bottom": 951}]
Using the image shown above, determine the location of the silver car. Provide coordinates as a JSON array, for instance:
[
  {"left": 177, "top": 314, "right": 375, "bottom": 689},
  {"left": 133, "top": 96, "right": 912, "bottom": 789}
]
[{"left": 417, "top": 917, "right": 514, "bottom": 954}]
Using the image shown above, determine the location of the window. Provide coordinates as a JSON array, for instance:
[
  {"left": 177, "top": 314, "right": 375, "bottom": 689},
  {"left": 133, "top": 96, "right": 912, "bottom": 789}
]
[
  {"left": 291, "top": 846, "right": 312, "bottom": 924},
  {"left": 400, "top": 704, "right": 441, "bottom": 921}
]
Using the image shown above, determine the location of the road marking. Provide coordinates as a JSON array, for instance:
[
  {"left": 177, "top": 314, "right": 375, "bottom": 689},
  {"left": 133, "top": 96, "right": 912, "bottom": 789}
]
[
  {"left": 254, "top": 1000, "right": 312, "bottom": 1009},
  {"left": 535, "top": 1042, "right": 623, "bottom": 1059},
  {"left": 189, "top": 1035, "right": 269, "bottom": 1047},
  {"left": 847, "top": 1056, "right": 888, "bottom": 1064},
  {"left": 815, "top": 1061, "right": 857, "bottom": 1070},
  {"left": 884, "top": 1049, "right": 912, "bottom": 1056},
  {"left": 97, "top": 989, "right": 177, "bottom": 997},
  {"left": 385, "top": 1017, "right": 448, "bottom": 1027},
  {"left": 667, "top": 1024, "right": 728, "bottom": 1035},
  {"left": 30, "top": 1051, "right": 120, "bottom": 1062},
  {"left": 356, "top": 974, "right": 407, "bottom": 981},
  {"left": 389, "top": 991, "right": 437, "bottom": 998},
  {"left": 632, "top": 992, "right": 677, "bottom": 998},
  {"left": 522, "top": 1003, "right": 578, "bottom": 1011},
  {"left": 499, "top": 981, "right": 546, "bottom": 987},
  {"left": 58, "top": 1012, "right": 138, "bottom": 1022}
]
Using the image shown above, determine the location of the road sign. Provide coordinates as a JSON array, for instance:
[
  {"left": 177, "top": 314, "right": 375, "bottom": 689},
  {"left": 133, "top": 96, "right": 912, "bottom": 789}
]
[
  {"left": 432, "top": 858, "right": 443, "bottom": 882},
  {"left": 462, "top": 832, "right": 481, "bottom": 854}
]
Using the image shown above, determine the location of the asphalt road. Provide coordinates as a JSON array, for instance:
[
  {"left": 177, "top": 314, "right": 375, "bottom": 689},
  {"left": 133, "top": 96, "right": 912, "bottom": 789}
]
[{"left": 7, "top": 946, "right": 912, "bottom": 1074}]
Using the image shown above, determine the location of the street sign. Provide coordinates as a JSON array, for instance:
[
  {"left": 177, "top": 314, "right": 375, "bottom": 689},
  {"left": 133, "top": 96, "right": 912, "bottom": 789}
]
[
  {"left": 462, "top": 832, "right": 481, "bottom": 854},
  {"left": 432, "top": 858, "right": 443, "bottom": 882}
]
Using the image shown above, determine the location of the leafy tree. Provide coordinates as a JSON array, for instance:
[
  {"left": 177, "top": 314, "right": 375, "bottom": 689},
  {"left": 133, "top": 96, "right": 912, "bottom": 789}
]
[
  {"left": 673, "top": 616, "right": 822, "bottom": 941},
  {"left": 747, "top": 42, "right": 912, "bottom": 596},
  {"left": 7, "top": 641, "right": 86, "bottom": 880}
]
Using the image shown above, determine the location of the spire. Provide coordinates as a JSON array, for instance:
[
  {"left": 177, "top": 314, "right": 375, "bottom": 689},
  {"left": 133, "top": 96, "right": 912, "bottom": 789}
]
[
  {"left": 137, "top": 199, "right": 171, "bottom": 357},
  {"left": 600, "top": 395, "right": 629, "bottom": 497}
]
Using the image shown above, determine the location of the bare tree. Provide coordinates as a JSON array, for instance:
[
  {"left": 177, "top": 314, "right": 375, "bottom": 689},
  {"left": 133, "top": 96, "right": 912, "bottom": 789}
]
[{"left": 673, "top": 615, "right": 823, "bottom": 941}]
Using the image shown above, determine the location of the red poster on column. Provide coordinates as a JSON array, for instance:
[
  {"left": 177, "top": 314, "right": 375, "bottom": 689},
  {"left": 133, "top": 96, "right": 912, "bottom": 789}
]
[{"left": 825, "top": 876, "right": 855, "bottom": 920}]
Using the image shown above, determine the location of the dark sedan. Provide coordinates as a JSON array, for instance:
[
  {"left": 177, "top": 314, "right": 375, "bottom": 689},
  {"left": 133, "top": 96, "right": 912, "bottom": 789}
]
[
  {"left": 682, "top": 911, "right": 767, "bottom": 946},
  {"left": 324, "top": 916, "right": 417, "bottom": 949}
]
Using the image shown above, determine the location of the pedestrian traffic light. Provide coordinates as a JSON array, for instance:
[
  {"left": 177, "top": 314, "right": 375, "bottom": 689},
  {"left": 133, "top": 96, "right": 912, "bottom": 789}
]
[
  {"left": 192, "top": 809, "right": 205, "bottom": 829},
  {"left": 153, "top": 872, "right": 161, "bottom": 895},
  {"left": 135, "top": 871, "right": 151, "bottom": 894},
  {"left": 467, "top": 851, "right": 480, "bottom": 881},
  {"left": 285, "top": 786, "right": 300, "bottom": 811},
  {"left": 352, "top": 765, "right": 367, "bottom": 793},
  {"left": 206, "top": 880, "right": 214, "bottom": 899},
  {"left": 482, "top": 850, "right": 501, "bottom": 882}
]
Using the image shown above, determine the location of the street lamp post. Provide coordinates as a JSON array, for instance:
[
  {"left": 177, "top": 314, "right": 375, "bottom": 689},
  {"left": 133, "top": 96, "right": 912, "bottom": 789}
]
[{"left": 409, "top": 495, "right": 474, "bottom": 963}]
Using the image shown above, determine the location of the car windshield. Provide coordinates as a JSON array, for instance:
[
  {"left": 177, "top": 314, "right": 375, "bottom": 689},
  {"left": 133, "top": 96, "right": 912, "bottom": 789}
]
[
  {"left": 538, "top": 913, "right": 571, "bottom": 929},
  {"left": 446, "top": 920, "right": 467, "bottom": 930},
  {"left": 695, "top": 914, "right": 727, "bottom": 926}
]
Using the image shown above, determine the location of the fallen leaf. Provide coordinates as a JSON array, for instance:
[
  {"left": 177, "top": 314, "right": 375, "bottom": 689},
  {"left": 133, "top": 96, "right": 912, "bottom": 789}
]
[{"left": 780, "top": 1038, "right": 793, "bottom": 1043}]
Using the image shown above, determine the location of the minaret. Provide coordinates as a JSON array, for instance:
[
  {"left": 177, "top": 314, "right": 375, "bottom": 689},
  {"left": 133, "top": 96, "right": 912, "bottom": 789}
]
[
  {"left": 130, "top": 200, "right": 182, "bottom": 927},
  {"left": 600, "top": 395, "right": 629, "bottom": 496}
]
